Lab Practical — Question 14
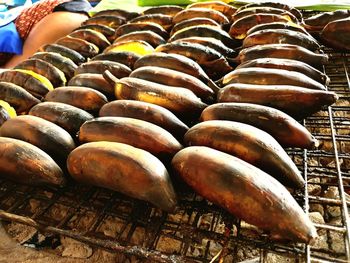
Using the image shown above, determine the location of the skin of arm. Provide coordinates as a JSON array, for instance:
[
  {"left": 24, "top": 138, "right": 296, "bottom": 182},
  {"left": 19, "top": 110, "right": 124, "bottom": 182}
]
[{"left": 4, "top": 11, "right": 88, "bottom": 68}]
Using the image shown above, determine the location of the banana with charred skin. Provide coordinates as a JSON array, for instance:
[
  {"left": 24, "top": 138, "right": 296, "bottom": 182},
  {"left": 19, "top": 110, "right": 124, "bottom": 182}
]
[
  {"left": 142, "top": 5, "right": 183, "bottom": 17},
  {"left": 129, "top": 66, "right": 215, "bottom": 102},
  {"left": 0, "top": 137, "right": 65, "bottom": 186},
  {"left": 184, "top": 120, "right": 304, "bottom": 188},
  {"left": 242, "top": 29, "right": 320, "bottom": 51},
  {"left": 14, "top": 58, "right": 66, "bottom": 87},
  {"left": 129, "top": 14, "right": 173, "bottom": 31},
  {"left": 173, "top": 8, "right": 229, "bottom": 25},
  {"left": 79, "top": 117, "right": 183, "bottom": 160},
  {"left": 29, "top": 102, "right": 93, "bottom": 136},
  {"left": 99, "top": 100, "right": 189, "bottom": 140},
  {"left": 69, "top": 29, "right": 111, "bottom": 50},
  {"left": 115, "top": 22, "right": 169, "bottom": 39},
  {"left": 91, "top": 52, "right": 141, "bottom": 69},
  {"left": 321, "top": 18, "right": 350, "bottom": 51},
  {"left": 105, "top": 73, "right": 207, "bottom": 119},
  {"left": 236, "top": 58, "right": 329, "bottom": 85},
  {"left": 67, "top": 141, "right": 177, "bottom": 211},
  {"left": 82, "top": 15, "right": 126, "bottom": 29},
  {"left": 221, "top": 67, "right": 326, "bottom": 90},
  {"left": 113, "top": 31, "right": 166, "bottom": 48},
  {"left": 217, "top": 83, "right": 338, "bottom": 120},
  {"left": 186, "top": 1, "right": 236, "bottom": 21},
  {"left": 201, "top": 103, "right": 319, "bottom": 149},
  {"left": 236, "top": 44, "right": 328, "bottom": 68},
  {"left": 32, "top": 52, "right": 78, "bottom": 80},
  {"left": 0, "top": 115, "right": 76, "bottom": 168},
  {"left": 55, "top": 36, "right": 99, "bottom": 58},
  {"left": 75, "top": 60, "right": 131, "bottom": 79},
  {"left": 170, "top": 18, "right": 220, "bottom": 36},
  {"left": 45, "top": 86, "right": 108, "bottom": 113},
  {"left": 68, "top": 73, "right": 114, "bottom": 97},
  {"left": 172, "top": 146, "right": 317, "bottom": 243},
  {"left": 39, "top": 44, "right": 86, "bottom": 65},
  {"left": 0, "top": 82, "right": 40, "bottom": 113}
]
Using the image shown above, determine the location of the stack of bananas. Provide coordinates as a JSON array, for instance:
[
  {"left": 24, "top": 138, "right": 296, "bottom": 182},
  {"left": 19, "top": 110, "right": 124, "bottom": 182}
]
[{"left": 0, "top": 1, "right": 347, "bottom": 245}]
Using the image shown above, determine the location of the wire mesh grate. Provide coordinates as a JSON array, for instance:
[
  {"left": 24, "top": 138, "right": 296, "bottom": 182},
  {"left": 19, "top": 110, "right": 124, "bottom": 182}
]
[{"left": 0, "top": 51, "right": 349, "bottom": 263}]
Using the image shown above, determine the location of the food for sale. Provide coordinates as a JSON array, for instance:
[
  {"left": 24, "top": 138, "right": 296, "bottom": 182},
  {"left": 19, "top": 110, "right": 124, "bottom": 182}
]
[
  {"left": 171, "top": 146, "right": 317, "bottom": 243},
  {"left": 75, "top": 60, "right": 131, "bottom": 78},
  {"left": 115, "top": 22, "right": 169, "bottom": 39},
  {"left": 14, "top": 58, "right": 66, "bottom": 87},
  {"left": 232, "top": 7, "right": 298, "bottom": 23},
  {"left": 236, "top": 44, "right": 328, "bottom": 68},
  {"left": 77, "top": 24, "right": 116, "bottom": 43},
  {"left": 0, "top": 115, "right": 75, "bottom": 168},
  {"left": 246, "top": 22, "right": 310, "bottom": 36},
  {"left": 92, "top": 9, "right": 139, "bottom": 20},
  {"left": 31, "top": 52, "right": 78, "bottom": 80},
  {"left": 45, "top": 86, "right": 108, "bottom": 112},
  {"left": 91, "top": 52, "right": 141, "bottom": 69},
  {"left": 67, "top": 141, "right": 177, "bottom": 211},
  {"left": 242, "top": 29, "right": 320, "bottom": 51},
  {"left": 0, "top": 82, "right": 40, "bottom": 113},
  {"left": 129, "top": 66, "right": 215, "bottom": 101},
  {"left": 40, "top": 44, "right": 86, "bottom": 65},
  {"left": 184, "top": 120, "right": 304, "bottom": 188},
  {"left": 129, "top": 14, "right": 173, "bottom": 30},
  {"left": 0, "top": 69, "right": 52, "bottom": 98},
  {"left": 171, "top": 37, "right": 236, "bottom": 58},
  {"left": 56, "top": 36, "right": 99, "bottom": 58},
  {"left": 103, "top": 40, "right": 154, "bottom": 56},
  {"left": 155, "top": 42, "right": 232, "bottom": 79},
  {"left": 106, "top": 73, "right": 207, "bottom": 118},
  {"left": 133, "top": 52, "right": 219, "bottom": 92},
  {"left": 221, "top": 68, "right": 326, "bottom": 90},
  {"left": 217, "top": 84, "right": 338, "bottom": 119},
  {"left": 69, "top": 29, "right": 111, "bottom": 50},
  {"left": 170, "top": 17, "right": 220, "bottom": 36},
  {"left": 303, "top": 10, "right": 350, "bottom": 31},
  {"left": 142, "top": 5, "right": 184, "bottom": 17},
  {"left": 186, "top": 1, "right": 236, "bottom": 20},
  {"left": 201, "top": 103, "right": 319, "bottom": 149},
  {"left": 81, "top": 15, "right": 126, "bottom": 29},
  {"left": 68, "top": 73, "right": 114, "bottom": 97},
  {"left": 0, "top": 137, "right": 65, "bottom": 186},
  {"left": 321, "top": 18, "right": 350, "bottom": 51},
  {"left": 113, "top": 31, "right": 166, "bottom": 48},
  {"left": 173, "top": 8, "right": 229, "bottom": 25},
  {"left": 236, "top": 58, "right": 329, "bottom": 85},
  {"left": 99, "top": 100, "right": 189, "bottom": 140},
  {"left": 29, "top": 102, "right": 93, "bottom": 136},
  {"left": 169, "top": 25, "right": 240, "bottom": 48},
  {"left": 229, "top": 14, "right": 290, "bottom": 39},
  {"left": 236, "top": 2, "right": 302, "bottom": 20},
  {"left": 79, "top": 117, "right": 183, "bottom": 160}
]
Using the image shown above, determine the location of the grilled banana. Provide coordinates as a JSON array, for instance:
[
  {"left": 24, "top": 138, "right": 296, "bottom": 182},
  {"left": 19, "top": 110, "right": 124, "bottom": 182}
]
[
  {"left": 99, "top": 100, "right": 189, "bottom": 140},
  {"left": 221, "top": 68, "right": 326, "bottom": 90},
  {"left": 115, "top": 22, "right": 168, "bottom": 39},
  {"left": 92, "top": 9, "right": 139, "bottom": 20},
  {"left": 242, "top": 29, "right": 320, "bottom": 51},
  {"left": 321, "top": 18, "right": 350, "bottom": 51},
  {"left": 68, "top": 73, "right": 114, "bottom": 97},
  {"left": 170, "top": 17, "right": 220, "bottom": 36},
  {"left": 29, "top": 102, "right": 93, "bottom": 136},
  {"left": 229, "top": 13, "right": 290, "bottom": 39},
  {"left": 55, "top": 36, "right": 99, "bottom": 58},
  {"left": 172, "top": 146, "right": 317, "bottom": 243},
  {"left": 77, "top": 24, "right": 116, "bottom": 43},
  {"left": 129, "top": 66, "right": 215, "bottom": 101},
  {"left": 103, "top": 40, "right": 154, "bottom": 56},
  {"left": 236, "top": 44, "right": 329, "bottom": 68},
  {"left": 82, "top": 15, "right": 126, "bottom": 29},
  {"left": 32, "top": 52, "right": 78, "bottom": 80},
  {"left": 217, "top": 83, "right": 338, "bottom": 119},
  {"left": 39, "top": 44, "right": 86, "bottom": 65},
  {"left": 0, "top": 81, "right": 40, "bottom": 113},
  {"left": 45, "top": 86, "right": 108, "bottom": 113},
  {"left": 303, "top": 10, "right": 350, "bottom": 31},
  {"left": 91, "top": 52, "right": 141, "bottom": 69},
  {"left": 113, "top": 30, "right": 166, "bottom": 48},
  {"left": 201, "top": 103, "right": 319, "bottom": 149},
  {"left": 67, "top": 141, "right": 177, "bottom": 211},
  {"left": 69, "top": 29, "right": 111, "bottom": 50},
  {"left": 173, "top": 8, "right": 229, "bottom": 25},
  {"left": 186, "top": 1, "right": 236, "bottom": 21},
  {"left": 142, "top": 5, "right": 183, "bottom": 17},
  {"left": 0, "top": 137, "right": 65, "bottom": 186},
  {"left": 129, "top": 14, "right": 173, "bottom": 31},
  {"left": 0, "top": 115, "right": 75, "bottom": 168},
  {"left": 75, "top": 60, "right": 131, "bottom": 78},
  {"left": 14, "top": 58, "right": 66, "bottom": 87}
]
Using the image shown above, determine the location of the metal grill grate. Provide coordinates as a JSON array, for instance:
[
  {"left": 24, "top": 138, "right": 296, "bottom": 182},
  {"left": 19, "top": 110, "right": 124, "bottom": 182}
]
[{"left": 0, "top": 49, "right": 349, "bottom": 263}]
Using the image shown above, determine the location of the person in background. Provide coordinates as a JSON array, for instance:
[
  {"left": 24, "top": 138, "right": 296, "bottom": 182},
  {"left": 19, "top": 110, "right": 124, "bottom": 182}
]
[{"left": 0, "top": 0, "right": 91, "bottom": 68}]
